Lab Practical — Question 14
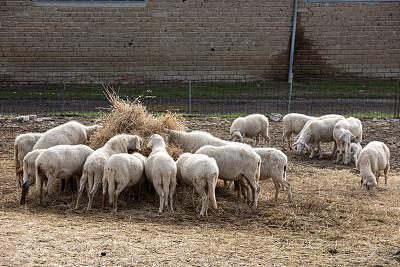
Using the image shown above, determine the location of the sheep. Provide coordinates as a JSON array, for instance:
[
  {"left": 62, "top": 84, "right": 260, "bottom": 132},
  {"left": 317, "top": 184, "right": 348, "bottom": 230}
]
[
  {"left": 293, "top": 116, "right": 345, "bottom": 159},
  {"left": 101, "top": 153, "right": 147, "bottom": 213},
  {"left": 195, "top": 144, "right": 261, "bottom": 209},
  {"left": 282, "top": 113, "right": 314, "bottom": 151},
  {"left": 14, "top": 133, "right": 44, "bottom": 188},
  {"left": 254, "top": 148, "right": 292, "bottom": 203},
  {"left": 356, "top": 141, "right": 390, "bottom": 191},
  {"left": 20, "top": 149, "right": 46, "bottom": 205},
  {"left": 163, "top": 128, "right": 231, "bottom": 153},
  {"left": 75, "top": 134, "right": 142, "bottom": 211},
  {"left": 145, "top": 134, "right": 177, "bottom": 214},
  {"left": 35, "top": 144, "right": 94, "bottom": 206},
  {"left": 332, "top": 117, "right": 362, "bottom": 164},
  {"left": 32, "top": 120, "right": 100, "bottom": 150},
  {"left": 229, "top": 114, "right": 270, "bottom": 147},
  {"left": 345, "top": 142, "right": 362, "bottom": 165},
  {"left": 176, "top": 153, "right": 219, "bottom": 217}
]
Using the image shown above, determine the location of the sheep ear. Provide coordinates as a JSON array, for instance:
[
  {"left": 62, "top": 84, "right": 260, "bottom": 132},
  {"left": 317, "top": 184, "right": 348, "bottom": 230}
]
[{"left": 292, "top": 141, "right": 298, "bottom": 147}]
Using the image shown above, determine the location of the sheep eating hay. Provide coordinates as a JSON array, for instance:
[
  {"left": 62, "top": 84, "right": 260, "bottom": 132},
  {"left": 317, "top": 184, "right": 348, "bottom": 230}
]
[
  {"left": 14, "top": 133, "right": 43, "bottom": 188},
  {"left": 195, "top": 144, "right": 261, "bottom": 209},
  {"left": 32, "top": 120, "right": 100, "bottom": 150},
  {"left": 356, "top": 141, "right": 390, "bottom": 191},
  {"left": 102, "top": 152, "right": 147, "bottom": 213},
  {"left": 333, "top": 117, "right": 362, "bottom": 164},
  {"left": 229, "top": 114, "right": 270, "bottom": 147},
  {"left": 176, "top": 153, "right": 219, "bottom": 217},
  {"left": 75, "top": 134, "right": 142, "bottom": 211},
  {"left": 281, "top": 113, "right": 314, "bottom": 150},
  {"left": 35, "top": 144, "right": 94, "bottom": 206},
  {"left": 145, "top": 134, "right": 177, "bottom": 214}
]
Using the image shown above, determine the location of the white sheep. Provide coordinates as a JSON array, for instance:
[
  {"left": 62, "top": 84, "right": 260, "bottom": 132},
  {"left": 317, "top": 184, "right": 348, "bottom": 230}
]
[
  {"left": 195, "top": 144, "right": 261, "bottom": 209},
  {"left": 293, "top": 116, "right": 345, "bottom": 158},
  {"left": 14, "top": 133, "right": 43, "bottom": 188},
  {"left": 75, "top": 134, "right": 142, "bottom": 211},
  {"left": 163, "top": 128, "right": 230, "bottom": 153},
  {"left": 254, "top": 148, "right": 292, "bottom": 203},
  {"left": 356, "top": 141, "right": 390, "bottom": 191},
  {"left": 176, "top": 153, "right": 219, "bottom": 217},
  {"left": 333, "top": 117, "right": 362, "bottom": 164},
  {"left": 20, "top": 149, "right": 46, "bottom": 205},
  {"left": 281, "top": 113, "right": 314, "bottom": 151},
  {"left": 101, "top": 152, "right": 147, "bottom": 213},
  {"left": 229, "top": 114, "right": 270, "bottom": 147},
  {"left": 145, "top": 134, "right": 177, "bottom": 214},
  {"left": 35, "top": 144, "right": 94, "bottom": 206},
  {"left": 345, "top": 142, "right": 362, "bottom": 165},
  {"left": 32, "top": 120, "right": 100, "bottom": 150}
]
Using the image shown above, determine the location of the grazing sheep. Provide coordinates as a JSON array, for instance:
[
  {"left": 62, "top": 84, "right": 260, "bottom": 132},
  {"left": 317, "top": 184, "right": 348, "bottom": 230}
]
[
  {"left": 176, "top": 153, "right": 219, "bottom": 217},
  {"left": 33, "top": 121, "right": 100, "bottom": 150},
  {"left": 163, "top": 129, "right": 231, "bottom": 153},
  {"left": 102, "top": 153, "right": 147, "bottom": 213},
  {"left": 20, "top": 149, "right": 46, "bottom": 205},
  {"left": 195, "top": 144, "right": 261, "bottom": 209},
  {"left": 333, "top": 117, "right": 363, "bottom": 164},
  {"left": 229, "top": 114, "right": 270, "bottom": 147},
  {"left": 293, "top": 116, "right": 345, "bottom": 159},
  {"left": 75, "top": 134, "right": 142, "bottom": 211},
  {"left": 254, "top": 148, "right": 292, "bottom": 203},
  {"left": 345, "top": 142, "right": 362, "bottom": 165},
  {"left": 35, "top": 145, "right": 94, "bottom": 206},
  {"left": 145, "top": 134, "right": 177, "bottom": 214},
  {"left": 14, "top": 133, "right": 43, "bottom": 188},
  {"left": 356, "top": 141, "right": 390, "bottom": 191},
  {"left": 282, "top": 113, "right": 314, "bottom": 151}
]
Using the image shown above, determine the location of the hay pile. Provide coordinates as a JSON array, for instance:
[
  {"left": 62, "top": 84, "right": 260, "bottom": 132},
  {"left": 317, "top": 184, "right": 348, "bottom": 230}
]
[{"left": 88, "top": 85, "right": 186, "bottom": 158}]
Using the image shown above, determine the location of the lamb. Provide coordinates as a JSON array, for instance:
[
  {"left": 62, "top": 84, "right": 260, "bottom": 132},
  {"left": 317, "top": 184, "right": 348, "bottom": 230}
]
[
  {"left": 35, "top": 144, "right": 94, "bottom": 206},
  {"left": 14, "top": 133, "right": 43, "bottom": 188},
  {"left": 32, "top": 120, "right": 100, "bottom": 150},
  {"left": 332, "top": 117, "right": 362, "bottom": 164},
  {"left": 195, "top": 144, "right": 261, "bottom": 209},
  {"left": 176, "top": 153, "right": 219, "bottom": 217},
  {"left": 345, "top": 142, "right": 362, "bottom": 165},
  {"left": 163, "top": 128, "right": 231, "bottom": 153},
  {"left": 293, "top": 116, "right": 345, "bottom": 158},
  {"left": 356, "top": 141, "right": 390, "bottom": 191},
  {"left": 145, "top": 134, "right": 177, "bottom": 214},
  {"left": 102, "top": 152, "right": 147, "bottom": 213},
  {"left": 20, "top": 149, "right": 46, "bottom": 205},
  {"left": 229, "top": 114, "right": 270, "bottom": 147},
  {"left": 75, "top": 134, "right": 142, "bottom": 211},
  {"left": 281, "top": 113, "right": 314, "bottom": 150},
  {"left": 254, "top": 148, "right": 292, "bottom": 203}
]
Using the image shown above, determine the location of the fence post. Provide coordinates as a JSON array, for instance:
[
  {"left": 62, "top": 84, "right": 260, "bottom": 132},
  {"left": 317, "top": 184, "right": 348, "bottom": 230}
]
[
  {"left": 62, "top": 73, "right": 66, "bottom": 114},
  {"left": 189, "top": 76, "right": 192, "bottom": 115}
]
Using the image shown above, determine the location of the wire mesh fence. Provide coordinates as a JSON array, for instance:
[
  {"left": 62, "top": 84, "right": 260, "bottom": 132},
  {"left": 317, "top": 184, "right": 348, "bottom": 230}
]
[{"left": 0, "top": 74, "right": 399, "bottom": 117}]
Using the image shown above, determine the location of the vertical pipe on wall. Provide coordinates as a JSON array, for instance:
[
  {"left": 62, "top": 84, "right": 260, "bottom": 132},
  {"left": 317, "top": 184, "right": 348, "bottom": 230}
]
[
  {"left": 189, "top": 76, "right": 192, "bottom": 115},
  {"left": 288, "top": 0, "right": 298, "bottom": 114}
]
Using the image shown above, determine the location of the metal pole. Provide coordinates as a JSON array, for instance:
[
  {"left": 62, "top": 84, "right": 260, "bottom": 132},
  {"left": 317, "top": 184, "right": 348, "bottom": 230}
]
[
  {"left": 189, "top": 76, "right": 192, "bottom": 115},
  {"left": 63, "top": 73, "right": 66, "bottom": 114},
  {"left": 288, "top": 0, "right": 298, "bottom": 114}
]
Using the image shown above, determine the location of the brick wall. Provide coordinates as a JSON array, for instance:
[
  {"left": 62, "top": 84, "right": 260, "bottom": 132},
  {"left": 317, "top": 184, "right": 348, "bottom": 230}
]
[{"left": 0, "top": 0, "right": 399, "bottom": 85}]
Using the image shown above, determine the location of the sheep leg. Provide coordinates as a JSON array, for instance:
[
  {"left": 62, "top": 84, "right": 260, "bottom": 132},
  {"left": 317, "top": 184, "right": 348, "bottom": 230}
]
[
  {"left": 75, "top": 175, "right": 88, "bottom": 210},
  {"left": 193, "top": 183, "right": 208, "bottom": 218},
  {"left": 101, "top": 192, "right": 107, "bottom": 211},
  {"left": 113, "top": 180, "right": 127, "bottom": 213},
  {"left": 330, "top": 141, "right": 337, "bottom": 158},
  {"left": 384, "top": 165, "right": 389, "bottom": 186},
  {"left": 181, "top": 184, "right": 186, "bottom": 205},
  {"left": 112, "top": 193, "right": 118, "bottom": 213},
  {"left": 42, "top": 176, "right": 57, "bottom": 207},
  {"left": 254, "top": 136, "right": 259, "bottom": 147},
  {"left": 244, "top": 177, "right": 259, "bottom": 209},
  {"left": 20, "top": 179, "right": 35, "bottom": 205},
  {"left": 169, "top": 179, "right": 176, "bottom": 213},
  {"left": 154, "top": 184, "right": 165, "bottom": 214}
]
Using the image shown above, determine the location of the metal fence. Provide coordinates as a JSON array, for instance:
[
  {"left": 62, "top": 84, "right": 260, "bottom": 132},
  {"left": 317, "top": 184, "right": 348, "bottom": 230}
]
[{"left": 0, "top": 74, "right": 399, "bottom": 118}]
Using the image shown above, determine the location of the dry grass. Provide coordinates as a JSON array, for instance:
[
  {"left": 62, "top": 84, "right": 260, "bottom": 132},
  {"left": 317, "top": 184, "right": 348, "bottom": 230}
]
[
  {"left": 0, "top": 98, "right": 400, "bottom": 265},
  {"left": 89, "top": 85, "right": 185, "bottom": 158}
]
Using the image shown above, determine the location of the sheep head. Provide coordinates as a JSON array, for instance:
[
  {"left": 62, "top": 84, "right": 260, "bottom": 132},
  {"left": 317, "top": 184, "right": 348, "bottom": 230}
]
[
  {"left": 231, "top": 131, "right": 244, "bottom": 143},
  {"left": 293, "top": 140, "right": 309, "bottom": 155}
]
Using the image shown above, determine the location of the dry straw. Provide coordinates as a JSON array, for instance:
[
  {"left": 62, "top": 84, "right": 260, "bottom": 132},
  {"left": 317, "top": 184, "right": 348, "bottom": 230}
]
[{"left": 88, "top": 85, "right": 186, "bottom": 158}]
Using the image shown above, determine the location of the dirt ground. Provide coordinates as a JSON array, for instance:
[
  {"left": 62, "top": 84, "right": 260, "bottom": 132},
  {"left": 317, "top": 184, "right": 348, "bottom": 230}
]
[{"left": 0, "top": 115, "right": 400, "bottom": 266}]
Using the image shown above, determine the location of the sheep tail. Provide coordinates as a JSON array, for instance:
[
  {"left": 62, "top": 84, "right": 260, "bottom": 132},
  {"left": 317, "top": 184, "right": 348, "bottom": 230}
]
[
  {"left": 35, "top": 163, "right": 45, "bottom": 194},
  {"left": 207, "top": 174, "right": 218, "bottom": 211},
  {"left": 106, "top": 169, "right": 116, "bottom": 206}
]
